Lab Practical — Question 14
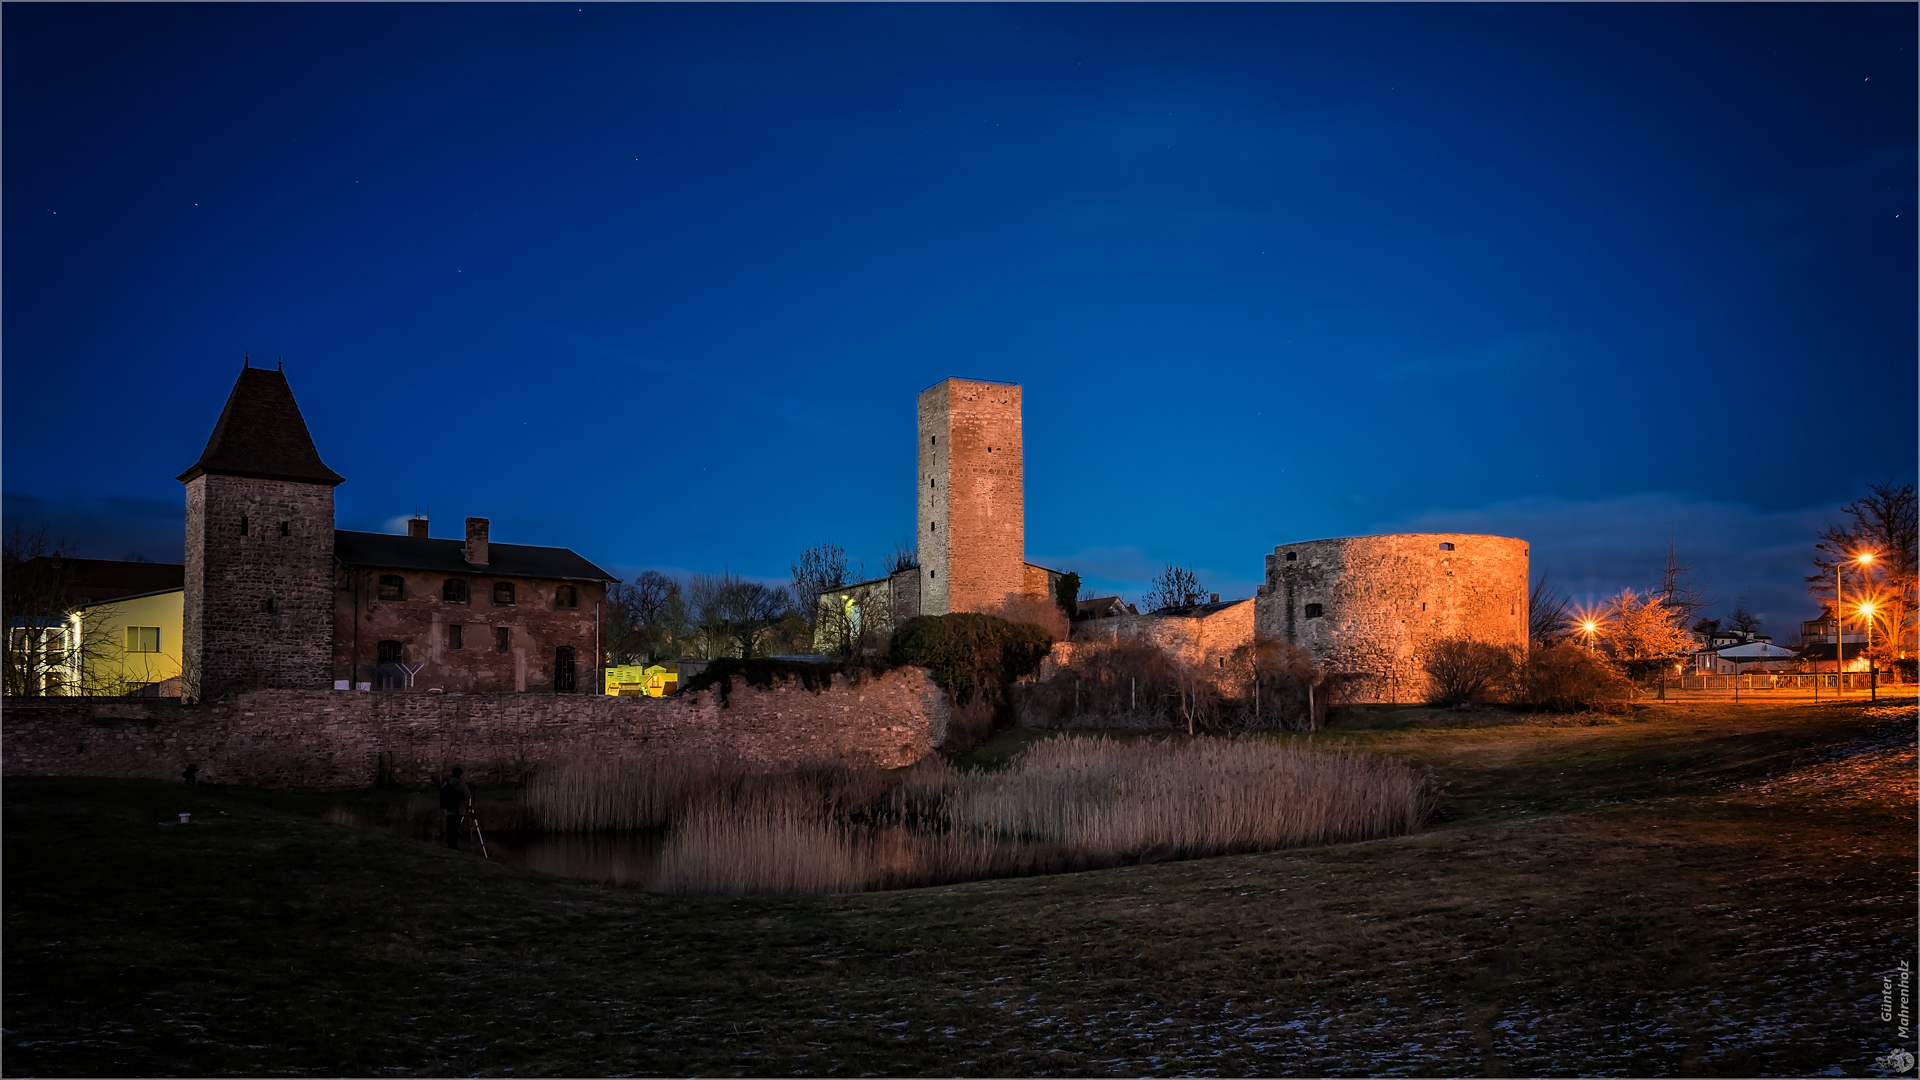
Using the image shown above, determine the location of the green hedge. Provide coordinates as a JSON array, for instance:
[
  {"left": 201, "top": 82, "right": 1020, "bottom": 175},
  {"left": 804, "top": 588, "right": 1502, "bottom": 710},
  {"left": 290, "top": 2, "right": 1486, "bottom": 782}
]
[{"left": 888, "top": 613, "right": 1053, "bottom": 706}]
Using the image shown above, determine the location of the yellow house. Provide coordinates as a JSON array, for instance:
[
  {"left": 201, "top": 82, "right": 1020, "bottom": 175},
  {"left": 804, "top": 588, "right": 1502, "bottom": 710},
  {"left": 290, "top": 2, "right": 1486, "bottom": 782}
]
[
  {"left": 79, "top": 586, "right": 185, "bottom": 696},
  {"left": 604, "top": 663, "right": 677, "bottom": 696}
]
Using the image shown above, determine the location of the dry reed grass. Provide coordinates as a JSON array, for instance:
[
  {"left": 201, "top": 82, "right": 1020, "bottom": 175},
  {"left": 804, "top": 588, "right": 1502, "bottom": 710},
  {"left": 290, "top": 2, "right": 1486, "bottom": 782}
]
[{"left": 516, "top": 735, "right": 1429, "bottom": 895}]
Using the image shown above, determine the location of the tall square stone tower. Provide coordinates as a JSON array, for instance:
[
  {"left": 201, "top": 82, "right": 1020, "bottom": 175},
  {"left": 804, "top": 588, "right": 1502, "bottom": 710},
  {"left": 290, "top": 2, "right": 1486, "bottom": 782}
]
[
  {"left": 178, "top": 366, "right": 344, "bottom": 702},
  {"left": 917, "top": 378, "right": 1025, "bottom": 615}
]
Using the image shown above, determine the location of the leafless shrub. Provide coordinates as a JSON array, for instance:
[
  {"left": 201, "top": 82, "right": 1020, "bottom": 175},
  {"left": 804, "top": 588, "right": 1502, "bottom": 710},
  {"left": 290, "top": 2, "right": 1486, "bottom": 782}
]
[
  {"left": 1520, "top": 644, "right": 1632, "bottom": 712},
  {"left": 1015, "top": 638, "right": 1182, "bottom": 728},
  {"left": 1423, "top": 638, "right": 1521, "bottom": 706}
]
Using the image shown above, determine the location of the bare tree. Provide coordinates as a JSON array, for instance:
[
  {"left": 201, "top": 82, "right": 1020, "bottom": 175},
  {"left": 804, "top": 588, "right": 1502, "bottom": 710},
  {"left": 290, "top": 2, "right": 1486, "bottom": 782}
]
[
  {"left": 887, "top": 536, "right": 918, "bottom": 574},
  {"left": 605, "top": 570, "right": 686, "bottom": 665},
  {"left": 1654, "top": 541, "right": 1713, "bottom": 627},
  {"left": 688, "top": 572, "right": 791, "bottom": 660},
  {"left": 1725, "top": 594, "right": 1762, "bottom": 636},
  {"left": 1595, "top": 587, "right": 1696, "bottom": 676},
  {"left": 790, "top": 542, "right": 850, "bottom": 649},
  {"left": 1143, "top": 564, "right": 1206, "bottom": 613},
  {"left": 1807, "top": 481, "right": 1918, "bottom": 662},
  {"left": 1528, "top": 571, "right": 1574, "bottom": 645}
]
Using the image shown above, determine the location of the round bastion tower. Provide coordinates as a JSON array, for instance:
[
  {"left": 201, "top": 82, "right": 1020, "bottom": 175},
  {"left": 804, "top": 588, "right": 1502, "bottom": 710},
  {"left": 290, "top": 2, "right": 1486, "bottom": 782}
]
[{"left": 1253, "top": 533, "right": 1529, "bottom": 703}]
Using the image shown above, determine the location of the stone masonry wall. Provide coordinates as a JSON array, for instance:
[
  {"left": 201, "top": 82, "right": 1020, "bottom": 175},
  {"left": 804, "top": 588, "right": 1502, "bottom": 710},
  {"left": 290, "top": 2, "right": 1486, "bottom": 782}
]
[
  {"left": 1068, "top": 600, "right": 1256, "bottom": 669},
  {"left": 332, "top": 565, "right": 607, "bottom": 693},
  {"left": 919, "top": 378, "right": 1027, "bottom": 615},
  {"left": 2, "top": 666, "right": 951, "bottom": 788},
  {"left": 1254, "top": 533, "right": 1528, "bottom": 703},
  {"left": 184, "top": 475, "right": 337, "bottom": 702}
]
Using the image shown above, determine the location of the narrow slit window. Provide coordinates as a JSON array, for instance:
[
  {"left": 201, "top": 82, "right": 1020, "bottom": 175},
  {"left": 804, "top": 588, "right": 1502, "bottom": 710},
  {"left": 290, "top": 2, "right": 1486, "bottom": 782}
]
[
  {"left": 279, "top": 521, "right": 290, "bottom": 537},
  {"left": 377, "top": 575, "right": 405, "bottom": 601},
  {"left": 262, "top": 598, "right": 277, "bottom": 614},
  {"left": 240, "top": 515, "right": 249, "bottom": 536},
  {"left": 495, "top": 627, "right": 511, "bottom": 652},
  {"left": 447, "top": 624, "right": 463, "bottom": 649}
]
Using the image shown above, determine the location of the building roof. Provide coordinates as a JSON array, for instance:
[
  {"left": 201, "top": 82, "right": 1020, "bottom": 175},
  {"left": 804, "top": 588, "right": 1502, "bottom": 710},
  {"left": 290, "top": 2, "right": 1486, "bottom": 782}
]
[
  {"left": 1148, "top": 598, "right": 1251, "bottom": 619},
  {"left": 1077, "top": 596, "right": 1133, "bottom": 619},
  {"left": 333, "top": 531, "right": 616, "bottom": 582},
  {"left": 1704, "top": 640, "right": 1800, "bottom": 661},
  {"left": 177, "top": 367, "right": 345, "bottom": 486},
  {"left": 15, "top": 556, "right": 185, "bottom": 605}
]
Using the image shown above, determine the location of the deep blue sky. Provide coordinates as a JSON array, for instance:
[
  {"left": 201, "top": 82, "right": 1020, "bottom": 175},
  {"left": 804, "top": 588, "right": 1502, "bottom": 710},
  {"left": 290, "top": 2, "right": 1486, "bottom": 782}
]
[{"left": 6, "top": 3, "right": 1914, "bottom": 631}]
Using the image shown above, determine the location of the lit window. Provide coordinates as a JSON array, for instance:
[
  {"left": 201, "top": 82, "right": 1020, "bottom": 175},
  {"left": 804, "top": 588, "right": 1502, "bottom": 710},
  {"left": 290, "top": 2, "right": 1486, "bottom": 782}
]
[
  {"left": 126, "top": 626, "right": 161, "bottom": 653},
  {"left": 493, "top": 582, "right": 515, "bottom": 605}
]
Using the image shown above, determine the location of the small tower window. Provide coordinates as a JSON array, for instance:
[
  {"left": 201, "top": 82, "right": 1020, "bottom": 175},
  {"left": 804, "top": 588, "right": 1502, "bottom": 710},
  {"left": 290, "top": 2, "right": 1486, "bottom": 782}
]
[
  {"left": 263, "top": 598, "right": 277, "bottom": 614},
  {"left": 929, "top": 522, "right": 936, "bottom": 532},
  {"left": 279, "top": 522, "right": 290, "bottom": 537},
  {"left": 556, "top": 585, "right": 578, "bottom": 609},
  {"left": 443, "top": 579, "right": 469, "bottom": 603},
  {"left": 493, "top": 582, "right": 516, "bottom": 605},
  {"left": 1304, "top": 603, "right": 1324, "bottom": 619},
  {"left": 1285, "top": 552, "right": 1297, "bottom": 561},
  {"left": 240, "top": 515, "right": 249, "bottom": 536},
  {"left": 377, "top": 575, "right": 405, "bottom": 601},
  {"left": 1438, "top": 542, "right": 1455, "bottom": 551}
]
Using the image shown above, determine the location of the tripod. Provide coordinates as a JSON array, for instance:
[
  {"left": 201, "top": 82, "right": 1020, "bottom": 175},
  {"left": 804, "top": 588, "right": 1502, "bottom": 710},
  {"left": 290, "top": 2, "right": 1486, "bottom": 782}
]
[{"left": 463, "top": 801, "right": 490, "bottom": 860}]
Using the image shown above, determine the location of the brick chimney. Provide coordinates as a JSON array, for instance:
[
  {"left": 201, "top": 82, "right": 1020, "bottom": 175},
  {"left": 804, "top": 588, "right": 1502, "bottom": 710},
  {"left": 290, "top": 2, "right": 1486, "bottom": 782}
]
[
  {"left": 464, "top": 517, "right": 489, "bottom": 566},
  {"left": 407, "top": 517, "right": 429, "bottom": 539}
]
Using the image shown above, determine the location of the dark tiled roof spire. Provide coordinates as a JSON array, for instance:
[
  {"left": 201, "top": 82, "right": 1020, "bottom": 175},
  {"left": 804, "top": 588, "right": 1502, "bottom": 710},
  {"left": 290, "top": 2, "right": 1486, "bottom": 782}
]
[{"left": 177, "top": 365, "right": 345, "bottom": 486}]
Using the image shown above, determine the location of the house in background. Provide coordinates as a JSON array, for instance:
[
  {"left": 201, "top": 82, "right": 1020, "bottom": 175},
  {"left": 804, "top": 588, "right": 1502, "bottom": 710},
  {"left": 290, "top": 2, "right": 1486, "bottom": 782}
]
[
  {"left": 5, "top": 556, "right": 185, "bottom": 696},
  {"left": 1798, "top": 606, "right": 1871, "bottom": 672}
]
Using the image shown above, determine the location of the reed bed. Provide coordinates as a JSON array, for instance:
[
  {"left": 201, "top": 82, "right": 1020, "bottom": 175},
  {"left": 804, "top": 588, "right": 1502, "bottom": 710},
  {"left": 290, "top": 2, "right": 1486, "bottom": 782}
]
[{"left": 516, "top": 734, "right": 1430, "bottom": 895}]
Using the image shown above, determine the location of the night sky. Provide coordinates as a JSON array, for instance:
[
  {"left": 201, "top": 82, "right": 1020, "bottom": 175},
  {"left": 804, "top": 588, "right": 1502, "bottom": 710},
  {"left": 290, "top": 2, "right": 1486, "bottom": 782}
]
[{"left": 5, "top": 4, "right": 1914, "bottom": 631}]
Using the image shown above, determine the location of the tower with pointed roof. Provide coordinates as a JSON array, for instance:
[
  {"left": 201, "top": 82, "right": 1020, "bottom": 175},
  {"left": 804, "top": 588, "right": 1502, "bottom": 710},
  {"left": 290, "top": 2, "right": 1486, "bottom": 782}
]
[{"left": 178, "top": 364, "right": 344, "bottom": 701}]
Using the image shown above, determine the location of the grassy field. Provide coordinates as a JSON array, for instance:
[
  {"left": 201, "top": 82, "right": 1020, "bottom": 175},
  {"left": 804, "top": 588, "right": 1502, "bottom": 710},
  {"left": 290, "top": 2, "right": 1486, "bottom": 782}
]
[{"left": 4, "top": 695, "right": 1913, "bottom": 1076}]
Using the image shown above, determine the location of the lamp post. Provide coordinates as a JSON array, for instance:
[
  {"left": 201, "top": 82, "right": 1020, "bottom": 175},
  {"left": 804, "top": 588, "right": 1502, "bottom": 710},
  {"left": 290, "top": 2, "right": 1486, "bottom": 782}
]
[{"left": 1859, "top": 600, "right": 1878, "bottom": 702}]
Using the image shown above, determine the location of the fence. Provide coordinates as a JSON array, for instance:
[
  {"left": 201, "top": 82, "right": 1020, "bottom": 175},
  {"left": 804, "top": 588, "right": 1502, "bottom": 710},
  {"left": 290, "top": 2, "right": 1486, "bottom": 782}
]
[{"left": 1662, "top": 671, "right": 1898, "bottom": 694}]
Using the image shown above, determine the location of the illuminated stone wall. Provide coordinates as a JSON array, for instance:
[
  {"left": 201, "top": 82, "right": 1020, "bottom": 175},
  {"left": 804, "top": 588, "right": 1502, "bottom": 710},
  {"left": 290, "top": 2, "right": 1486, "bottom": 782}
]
[
  {"left": 917, "top": 378, "right": 1029, "bottom": 615},
  {"left": 1254, "top": 533, "right": 1529, "bottom": 703}
]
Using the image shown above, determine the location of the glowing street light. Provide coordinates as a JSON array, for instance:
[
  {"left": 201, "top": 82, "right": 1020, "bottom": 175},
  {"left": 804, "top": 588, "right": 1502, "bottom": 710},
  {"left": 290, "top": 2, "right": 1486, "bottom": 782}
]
[{"left": 1858, "top": 599, "right": 1879, "bottom": 702}]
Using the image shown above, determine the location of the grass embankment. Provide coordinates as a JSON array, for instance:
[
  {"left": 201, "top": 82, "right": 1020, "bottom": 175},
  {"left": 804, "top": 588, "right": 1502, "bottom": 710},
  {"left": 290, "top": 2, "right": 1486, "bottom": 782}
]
[{"left": 5, "top": 696, "right": 1914, "bottom": 1076}]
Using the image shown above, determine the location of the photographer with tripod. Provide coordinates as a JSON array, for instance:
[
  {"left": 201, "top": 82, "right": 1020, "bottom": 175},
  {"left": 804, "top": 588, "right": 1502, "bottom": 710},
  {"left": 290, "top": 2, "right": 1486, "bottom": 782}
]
[{"left": 438, "top": 767, "right": 472, "bottom": 850}]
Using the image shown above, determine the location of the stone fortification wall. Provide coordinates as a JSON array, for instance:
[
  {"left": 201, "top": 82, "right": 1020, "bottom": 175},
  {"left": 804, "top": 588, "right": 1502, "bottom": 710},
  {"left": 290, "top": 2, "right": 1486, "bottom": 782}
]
[
  {"left": 2, "top": 667, "right": 949, "bottom": 789},
  {"left": 1254, "top": 533, "right": 1528, "bottom": 702},
  {"left": 184, "top": 475, "right": 338, "bottom": 701},
  {"left": 918, "top": 378, "right": 1026, "bottom": 615},
  {"left": 1066, "top": 600, "right": 1256, "bottom": 669}
]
